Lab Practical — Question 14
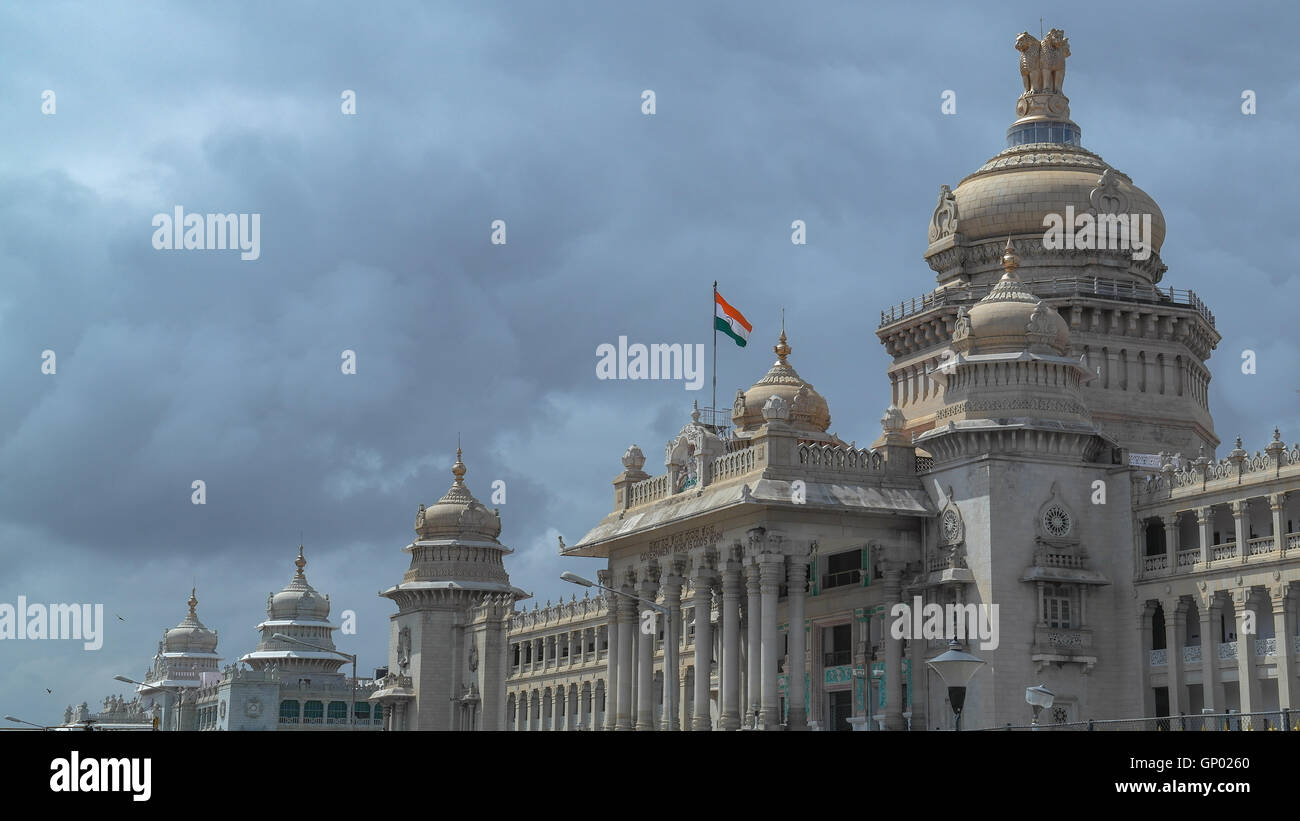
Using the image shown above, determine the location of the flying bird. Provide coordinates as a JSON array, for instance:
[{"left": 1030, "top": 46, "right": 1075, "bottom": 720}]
[
  {"left": 116, "top": 614, "right": 125, "bottom": 621},
  {"left": 45, "top": 689, "right": 52, "bottom": 694}
]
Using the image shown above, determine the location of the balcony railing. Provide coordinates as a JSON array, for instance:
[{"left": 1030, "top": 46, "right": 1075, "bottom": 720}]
[
  {"left": 1143, "top": 555, "right": 1168, "bottom": 573},
  {"left": 1211, "top": 542, "right": 1238, "bottom": 562},
  {"left": 1175, "top": 549, "right": 1199, "bottom": 569},
  {"left": 821, "top": 569, "right": 862, "bottom": 590},
  {"left": 823, "top": 650, "right": 853, "bottom": 667},
  {"left": 1247, "top": 536, "right": 1276, "bottom": 557}
]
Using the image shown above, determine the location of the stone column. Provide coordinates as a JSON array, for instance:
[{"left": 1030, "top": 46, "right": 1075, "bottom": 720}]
[
  {"left": 786, "top": 555, "right": 809, "bottom": 731},
  {"left": 759, "top": 553, "right": 784, "bottom": 729},
  {"left": 636, "top": 575, "right": 659, "bottom": 731},
  {"left": 568, "top": 685, "right": 579, "bottom": 730},
  {"left": 575, "top": 684, "right": 588, "bottom": 730},
  {"left": 1231, "top": 500, "right": 1248, "bottom": 563},
  {"left": 616, "top": 590, "right": 636, "bottom": 731},
  {"left": 1234, "top": 589, "right": 1261, "bottom": 714},
  {"left": 1164, "top": 598, "right": 1186, "bottom": 721},
  {"left": 1163, "top": 513, "right": 1180, "bottom": 570},
  {"left": 551, "top": 686, "right": 561, "bottom": 731},
  {"left": 739, "top": 597, "right": 750, "bottom": 721},
  {"left": 605, "top": 598, "right": 619, "bottom": 730},
  {"left": 882, "top": 567, "right": 905, "bottom": 731},
  {"left": 1274, "top": 586, "right": 1294, "bottom": 711},
  {"left": 662, "top": 567, "right": 684, "bottom": 731},
  {"left": 906, "top": 620, "right": 927, "bottom": 730},
  {"left": 720, "top": 556, "right": 743, "bottom": 730},
  {"left": 1136, "top": 603, "right": 1155, "bottom": 718},
  {"left": 680, "top": 668, "right": 691, "bottom": 730},
  {"left": 1272, "top": 494, "right": 1288, "bottom": 556},
  {"left": 691, "top": 575, "right": 714, "bottom": 730},
  {"left": 1197, "top": 507, "right": 1214, "bottom": 565},
  {"left": 1199, "top": 595, "right": 1223, "bottom": 713},
  {"left": 745, "top": 561, "right": 763, "bottom": 728}
]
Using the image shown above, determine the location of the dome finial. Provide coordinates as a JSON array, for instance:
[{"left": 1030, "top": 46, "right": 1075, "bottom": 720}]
[
  {"left": 1001, "top": 236, "right": 1021, "bottom": 279},
  {"left": 774, "top": 318, "right": 791, "bottom": 365},
  {"left": 187, "top": 587, "right": 198, "bottom": 616},
  {"left": 452, "top": 442, "right": 467, "bottom": 483},
  {"left": 294, "top": 544, "right": 306, "bottom": 577}
]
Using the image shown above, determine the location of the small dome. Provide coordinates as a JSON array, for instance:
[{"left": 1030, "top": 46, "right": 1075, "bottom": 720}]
[
  {"left": 955, "top": 240, "right": 1070, "bottom": 355},
  {"left": 416, "top": 448, "right": 502, "bottom": 542},
  {"left": 269, "top": 546, "right": 331, "bottom": 622},
  {"left": 732, "top": 331, "right": 831, "bottom": 433},
  {"left": 164, "top": 589, "right": 218, "bottom": 654}
]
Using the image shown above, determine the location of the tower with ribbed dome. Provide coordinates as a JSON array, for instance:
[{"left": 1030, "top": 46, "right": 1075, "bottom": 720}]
[
  {"left": 371, "top": 447, "right": 530, "bottom": 730},
  {"left": 137, "top": 589, "right": 222, "bottom": 730},
  {"left": 880, "top": 28, "right": 1220, "bottom": 458},
  {"left": 239, "top": 546, "right": 347, "bottom": 681}
]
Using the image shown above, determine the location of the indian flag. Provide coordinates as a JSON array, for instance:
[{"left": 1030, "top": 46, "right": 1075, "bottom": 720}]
[{"left": 714, "top": 290, "right": 752, "bottom": 347}]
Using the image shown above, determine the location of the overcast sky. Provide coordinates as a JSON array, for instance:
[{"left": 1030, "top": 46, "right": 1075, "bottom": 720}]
[{"left": 1, "top": 0, "right": 1296, "bottom": 726}]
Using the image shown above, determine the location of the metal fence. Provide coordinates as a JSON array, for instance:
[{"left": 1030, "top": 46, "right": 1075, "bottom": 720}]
[{"left": 985, "top": 709, "right": 1299, "bottom": 731}]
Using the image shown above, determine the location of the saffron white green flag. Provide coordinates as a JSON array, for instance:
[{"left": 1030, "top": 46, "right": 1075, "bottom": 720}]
[{"left": 714, "top": 291, "right": 751, "bottom": 347}]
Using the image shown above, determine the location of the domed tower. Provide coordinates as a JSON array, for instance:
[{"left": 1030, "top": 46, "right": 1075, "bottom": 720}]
[
  {"left": 918, "top": 239, "right": 1107, "bottom": 462},
  {"left": 373, "top": 448, "right": 529, "bottom": 731},
  {"left": 139, "top": 589, "right": 222, "bottom": 730},
  {"left": 878, "top": 28, "right": 1219, "bottom": 457},
  {"left": 240, "top": 546, "right": 346, "bottom": 681}
]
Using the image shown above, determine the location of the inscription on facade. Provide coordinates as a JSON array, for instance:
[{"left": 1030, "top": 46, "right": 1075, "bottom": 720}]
[{"left": 640, "top": 525, "right": 720, "bottom": 562}]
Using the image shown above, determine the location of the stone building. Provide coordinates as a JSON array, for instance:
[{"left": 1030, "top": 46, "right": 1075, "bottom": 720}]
[{"left": 506, "top": 27, "right": 1300, "bottom": 731}]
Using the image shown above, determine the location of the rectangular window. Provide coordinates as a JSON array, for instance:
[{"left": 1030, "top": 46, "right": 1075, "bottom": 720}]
[
  {"left": 822, "top": 549, "right": 863, "bottom": 590},
  {"left": 822, "top": 622, "right": 853, "bottom": 667},
  {"left": 1045, "top": 584, "right": 1072, "bottom": 628}
]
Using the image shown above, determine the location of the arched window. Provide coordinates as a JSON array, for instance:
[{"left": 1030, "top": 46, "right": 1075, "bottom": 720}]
[
  {"left": 303, "top": 700, "right": 324, "bottom": 724},
  {"left": 327, "top": 701, "right": 348, "bottom": 724},
  {"left": 373, "top": 704, "right": 384, "bottom": 725},
  {"left": 353, "top": 702, "right": 370, "bottom": 720},
  {"left": 278, "top": 699, "right": 299, "bottom": 724}
]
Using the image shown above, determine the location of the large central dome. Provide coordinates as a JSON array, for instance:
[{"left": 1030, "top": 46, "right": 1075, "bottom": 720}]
[{"left": 924, "top": 28, "right": 1167, "bottom": 288}]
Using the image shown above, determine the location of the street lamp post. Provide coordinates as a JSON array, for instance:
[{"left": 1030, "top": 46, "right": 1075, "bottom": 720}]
[
  {"left": 1026, "top": 684, "right": 1055, "bottom": 729},
  {"left": 4, "top": 715, "right": 49, "bottom": 730},
  {"left": 115, "top": 675, "right": 181, "bottom": 731},
  {"left": 925, "top": 639, "right": 986, "bottom": 731},
  {"left": 561, "top": 571, "right": 671, "bottom": 730},
  {"left": 272, "top": 633, "right": 358, "bottom": 730}
]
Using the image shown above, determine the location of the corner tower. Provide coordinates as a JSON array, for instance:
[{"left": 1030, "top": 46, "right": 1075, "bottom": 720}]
[
  {"left": 878, "top": 29, "right": 1219, "bottom": 457},
  {"left": 372, "top": 448, "right": 529, "bottom": 730}
]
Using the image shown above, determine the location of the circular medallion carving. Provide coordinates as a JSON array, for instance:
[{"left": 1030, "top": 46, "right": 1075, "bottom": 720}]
[
  {"left": 1043, "top": 506, "right": 1072, "bottom": 537},
  {"left": 942, "top": 509, "right": 961, "bottom": 543}
]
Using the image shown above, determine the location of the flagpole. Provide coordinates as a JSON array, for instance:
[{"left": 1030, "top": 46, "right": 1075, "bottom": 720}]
[{"left": 712, "top": 280, "right": 718, "bottom": 428}]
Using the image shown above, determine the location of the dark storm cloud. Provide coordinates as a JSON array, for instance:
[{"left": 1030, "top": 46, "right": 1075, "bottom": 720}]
[{"left": 0, "top": 0, "right": 1296, "bottom": 724}]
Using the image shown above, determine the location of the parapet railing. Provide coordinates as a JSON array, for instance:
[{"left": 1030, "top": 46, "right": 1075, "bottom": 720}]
[{"left": 879, "top": 276, "right": 1215, "bottom": 329}]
